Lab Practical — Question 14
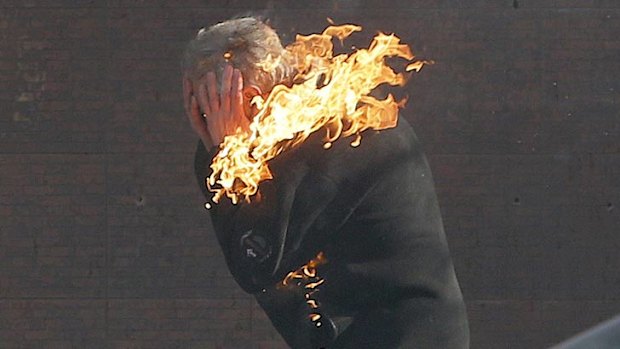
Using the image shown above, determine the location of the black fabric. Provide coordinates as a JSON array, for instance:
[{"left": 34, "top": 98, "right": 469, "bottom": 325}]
[{"left": 194, "top": 118, "right": 470, "bottom": 348}]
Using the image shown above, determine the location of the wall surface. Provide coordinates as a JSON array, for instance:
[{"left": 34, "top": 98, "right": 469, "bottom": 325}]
[{"left": 1, "top": 0, "right": 619, "bottom": 348}]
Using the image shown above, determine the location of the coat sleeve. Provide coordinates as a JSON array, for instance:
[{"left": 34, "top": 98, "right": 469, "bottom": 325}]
[
  {"left": 193, "top": 140, "right": 314, "bottom": 293},
  {"left": 193, "top": 141, "right": 262, "bottom": 292},
  {"left": 192, "top": 117, "right": 427, "bottom": 293}
]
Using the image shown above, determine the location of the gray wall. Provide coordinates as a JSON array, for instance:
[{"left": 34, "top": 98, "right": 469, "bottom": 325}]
[{"left": 0, "top": 1, "right": 619, "bottom": 348}]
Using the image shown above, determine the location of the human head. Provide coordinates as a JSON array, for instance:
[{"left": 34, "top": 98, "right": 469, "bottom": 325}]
[{"left": 182, "top": 16, "right": 294, "bottom": 108}]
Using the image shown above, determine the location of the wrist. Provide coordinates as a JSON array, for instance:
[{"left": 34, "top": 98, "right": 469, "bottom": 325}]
[{"left": 200, "top": 133, "right": 215, "bottom": 150}]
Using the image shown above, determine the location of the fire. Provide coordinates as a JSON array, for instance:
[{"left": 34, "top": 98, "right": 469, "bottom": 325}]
[
  {"left": 207, "top": 23, "right": 428, "bottom": 204},
  {"left": 280, "top": 251, "right": 327, "bottom": 288},
  {"left": 279, "top": 252, "right": 328, "bottom": 327}
]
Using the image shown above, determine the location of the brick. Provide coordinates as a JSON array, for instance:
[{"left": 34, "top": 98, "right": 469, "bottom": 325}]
[{"left": 1, "top": 2, "right": 619, "bottom": 348}]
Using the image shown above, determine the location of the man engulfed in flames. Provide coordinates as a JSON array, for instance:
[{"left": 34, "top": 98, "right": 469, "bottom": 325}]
[{"left": 183, "top": 16, "right": 469, "bottom": 348}]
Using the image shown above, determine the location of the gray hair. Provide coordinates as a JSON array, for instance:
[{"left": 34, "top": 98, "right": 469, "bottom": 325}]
[{"left": 182, "top": 17, "right": 294, "bottom": 92}]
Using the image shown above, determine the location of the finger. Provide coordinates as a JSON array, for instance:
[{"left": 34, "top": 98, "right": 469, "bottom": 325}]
[
  {"left": 206, "top": 72, "right": 219, "bottom": 111},
  {"left": 231, "top": 69, "right": 244, "bottom": 119},
  {"left": 220, "top": 65, "right": 233, "bottom": 113},
  {"left": 197, "top": 82, "right": 211, "bottom": 116},
  {"left": 191, "top": 95, "right": 214, "bottom": 147},
  {"left": 189, "top": 95, "right": 205, "bottom": 132},
  {"left": 192, "top": 97, "right": 214, "bottom": 149}
]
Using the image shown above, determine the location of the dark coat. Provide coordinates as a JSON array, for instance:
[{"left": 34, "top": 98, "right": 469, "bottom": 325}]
[{"left": 194, "top": 118, "right": 470, "bottom": 348}]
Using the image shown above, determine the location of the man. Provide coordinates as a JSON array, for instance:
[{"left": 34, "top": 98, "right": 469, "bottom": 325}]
[{"left": 182, "top": 17, "right": 469, "bottom": 348}]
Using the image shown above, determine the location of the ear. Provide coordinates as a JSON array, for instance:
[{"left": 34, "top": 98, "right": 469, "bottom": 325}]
[{"left": 243, "top": 85, "right": 262, "bottom": 100}]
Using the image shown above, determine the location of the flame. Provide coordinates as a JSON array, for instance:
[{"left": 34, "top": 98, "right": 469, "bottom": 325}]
[
  {"left": 208, "top": 23, "right": 427, "bottom": 204},
  {"left": 305, "top": 279, "right": 325, "bottom": 289},
  {"left": 280, "top": 252, "right": 327, "bottom": 288},
  {"left": 310, "top": 313, "right": 322, "bottom": 322},
  {"left": 279, "top": 252, "right": 328, "bottom": 327}
]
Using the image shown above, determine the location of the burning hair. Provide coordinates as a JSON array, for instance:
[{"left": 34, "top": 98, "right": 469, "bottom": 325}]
[{"left": 182, "top": 16, "right": 294, "bottom": 93}]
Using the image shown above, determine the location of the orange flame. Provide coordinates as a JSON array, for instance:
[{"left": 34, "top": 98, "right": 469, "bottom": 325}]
[
  {"left": 208, "top": 23, "right": 427, "bottom": 204},
  {"left": 280, "top": 252, "right": 327, "bottom": 288},
  {"left": 279, "top": 252, "right": 328, "bottom": 327}
]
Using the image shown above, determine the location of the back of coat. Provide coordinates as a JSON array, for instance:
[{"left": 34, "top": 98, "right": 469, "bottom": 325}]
[{"left": 195, "top": 117, "right": 470, "bottom": 348}]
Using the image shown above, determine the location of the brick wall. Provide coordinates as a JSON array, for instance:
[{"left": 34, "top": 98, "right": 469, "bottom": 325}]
[{"left": 0, "top": 1, "right": 618, "bottom": 348}]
